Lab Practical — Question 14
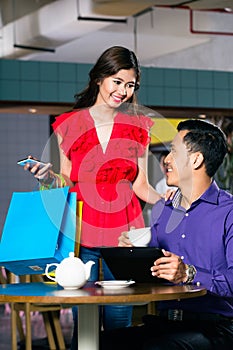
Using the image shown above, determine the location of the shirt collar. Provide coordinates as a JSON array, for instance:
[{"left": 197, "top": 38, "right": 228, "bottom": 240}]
[
  {"left": 166, "top": 180, "right": 220, "bottom": 209},
  {"left": 172, "top": 189, "right": 182, "bottom": 208},
  {"left": 199, "top": 180, "right": 219, "bottom": 205}
]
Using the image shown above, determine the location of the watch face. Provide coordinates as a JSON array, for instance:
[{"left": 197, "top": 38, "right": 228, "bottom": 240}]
[
  {"left": 188, "top": 266, "right": 193, "bottom": 274},
  {"left": 186, "top": 265, "right": 196, "bottom": 284}
]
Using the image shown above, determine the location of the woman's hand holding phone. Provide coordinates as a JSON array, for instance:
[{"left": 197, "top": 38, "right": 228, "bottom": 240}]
[{"left": 17, "top": 156, "right": 53, "bottom": 182}]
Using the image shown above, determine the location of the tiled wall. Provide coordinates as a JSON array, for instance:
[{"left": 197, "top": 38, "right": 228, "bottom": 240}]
[
  {"left": 0, "top": 60, "right": 92, "bottom": 103},
  {"left": 139, "top": 67, "right": 233, "bottom": 108},
  {"left": 0, "top": 113, "right": 50, "bottom": 233},
  {"left": 0, "top": 60, "right": 233, "bottom": 109}
]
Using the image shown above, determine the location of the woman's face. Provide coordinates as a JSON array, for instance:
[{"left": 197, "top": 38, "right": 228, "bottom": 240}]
[{"left": 96, "top": 68, "right": 137, "bottom": 108}]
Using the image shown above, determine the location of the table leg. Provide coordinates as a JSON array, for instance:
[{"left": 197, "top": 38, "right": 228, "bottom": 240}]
[{"left": 78, "top": 305, "right": 99, "bottom": 350}]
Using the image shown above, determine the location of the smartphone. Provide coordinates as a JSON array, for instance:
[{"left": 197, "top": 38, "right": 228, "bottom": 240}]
[{"left": 17, "top": 158, "right": 47, "bottom": 169}]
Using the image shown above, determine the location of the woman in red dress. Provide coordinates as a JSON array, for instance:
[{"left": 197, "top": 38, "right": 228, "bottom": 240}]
[{"left": 26, "top": 46, "right": 164, "bottom": 346}]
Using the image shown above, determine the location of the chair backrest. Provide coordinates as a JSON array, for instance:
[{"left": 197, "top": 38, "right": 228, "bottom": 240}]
[{"left": 75, "top": 200, "right": 83, "bottom": 256}]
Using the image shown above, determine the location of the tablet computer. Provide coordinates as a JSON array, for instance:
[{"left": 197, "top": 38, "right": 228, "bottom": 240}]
[{"left": 100, "top": 247, "right": 166, "bottom": 283}]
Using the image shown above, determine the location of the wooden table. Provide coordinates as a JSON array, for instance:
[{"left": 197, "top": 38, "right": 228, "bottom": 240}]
[{"left": 0, "top": 282, "right": 206, "bottom": 350}]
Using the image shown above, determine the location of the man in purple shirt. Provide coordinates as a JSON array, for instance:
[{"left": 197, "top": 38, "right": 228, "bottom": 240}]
[{"left": 101, "top": 119, "right": 233, "bottom": 349}]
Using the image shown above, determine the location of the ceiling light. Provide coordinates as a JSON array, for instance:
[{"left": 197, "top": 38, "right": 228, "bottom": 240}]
[{"left": 28, "top": 108, "right": 37, "bottom": 114}]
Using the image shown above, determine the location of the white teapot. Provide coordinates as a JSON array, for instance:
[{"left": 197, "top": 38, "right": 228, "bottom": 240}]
[{"left": 45, "top": 252, "right": 95, "bottom": 290}]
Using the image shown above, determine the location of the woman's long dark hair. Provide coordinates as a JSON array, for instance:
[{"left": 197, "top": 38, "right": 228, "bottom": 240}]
[{"left": 73, "top": 46, "right": 141, "bottom": 110}]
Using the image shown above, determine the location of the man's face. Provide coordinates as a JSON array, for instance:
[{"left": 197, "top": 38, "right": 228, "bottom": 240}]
[{"left": 165, "top": 130, "right": 193, "bottom": 188}]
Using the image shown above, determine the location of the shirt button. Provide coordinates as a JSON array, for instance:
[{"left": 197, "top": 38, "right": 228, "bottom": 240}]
[
  {"left": 185, "top": 213, "right": 189, "bottom": 217},
  {"left": 181, "top": 234, "right": 186, "bottom": 238},
  {"left": 181, "top": 256, "right": 184, "bottom": 260}
]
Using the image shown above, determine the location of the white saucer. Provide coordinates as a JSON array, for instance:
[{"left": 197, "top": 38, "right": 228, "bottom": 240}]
[{"left": 95, "top": 280, "right": 135, "bottom": 290}]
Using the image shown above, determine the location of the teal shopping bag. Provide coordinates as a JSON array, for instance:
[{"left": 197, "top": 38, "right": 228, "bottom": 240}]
[{"left": 0, "top": 187, "right": 76, "bottom": 275}]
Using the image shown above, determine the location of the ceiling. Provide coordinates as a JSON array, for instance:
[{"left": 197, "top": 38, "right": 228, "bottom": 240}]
[
  {"left": 0, "top": 0, "right": 233, "bottom": 67},
  {"left": 0, "top": 0, "right": 233, "bottom": 116}
]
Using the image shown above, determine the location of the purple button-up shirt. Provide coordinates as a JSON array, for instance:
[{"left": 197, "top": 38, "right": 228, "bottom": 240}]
[{"left": 149, "top": 181, "right": 233, "bottom": 317}]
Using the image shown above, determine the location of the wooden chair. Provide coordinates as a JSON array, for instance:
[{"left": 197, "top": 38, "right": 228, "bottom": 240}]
[
  {"left": 3, "top": 270, "right": 67, "bottom": 350},
  {"left": 147, "top": 301, "right": 158, "bottom": 315},
  {"left": 0, "top": 266, "right": 6, "bottom": 284},
  {"left": 11, "top": 302, "right": 66, "bottom": 350},
  {"left": 0, "top": 267, "right": 26, "bottom": 343}
]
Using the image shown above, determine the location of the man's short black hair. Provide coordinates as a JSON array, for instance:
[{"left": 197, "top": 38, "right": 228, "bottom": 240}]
[{"left": 177, "top": 119, "right": 227, "bottom": 177}]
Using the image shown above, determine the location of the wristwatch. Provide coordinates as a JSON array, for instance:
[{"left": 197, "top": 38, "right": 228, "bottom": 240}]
[{"left": 184, "top": 264, "right": 197, "bottom": 284}]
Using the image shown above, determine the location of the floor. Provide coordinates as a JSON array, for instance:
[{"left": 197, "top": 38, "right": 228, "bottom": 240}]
[{"left": 0, "top": 303, "right": 147, "bottom": 349}]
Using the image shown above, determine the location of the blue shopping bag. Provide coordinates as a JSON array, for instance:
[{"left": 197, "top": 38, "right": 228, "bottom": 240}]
[{"left": 0, "top": 187, "right": 76, "bottom": 275}]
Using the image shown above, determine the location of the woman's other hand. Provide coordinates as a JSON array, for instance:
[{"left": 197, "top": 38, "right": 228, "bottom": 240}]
[
  {"left": 118, "top": 230, "right": 133, "bottom": 247},
  {"left": 161, "top": 188, "right": 177, "bottom": 201}
]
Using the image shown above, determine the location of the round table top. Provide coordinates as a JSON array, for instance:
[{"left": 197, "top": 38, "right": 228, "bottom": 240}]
[{"left": 0, "top": 282, "right": 207, "bottom": 305}]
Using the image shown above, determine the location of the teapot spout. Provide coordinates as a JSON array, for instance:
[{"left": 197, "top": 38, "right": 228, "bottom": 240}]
[{"left": 84, "top": 261, "right": 95, "bottom": 280}]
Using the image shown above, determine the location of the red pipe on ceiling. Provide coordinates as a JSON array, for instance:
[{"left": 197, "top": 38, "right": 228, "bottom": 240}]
[
  {"left": 189, "top": 9, "right": 233, "bottom": 36},
  {"left": 153, "top": 5, "right": 233, "bottom": 36}
]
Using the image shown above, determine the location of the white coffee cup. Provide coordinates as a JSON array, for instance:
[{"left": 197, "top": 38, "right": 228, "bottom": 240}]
[{"left": 128, "top": 227, "right": 151, "bottom": 247}]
